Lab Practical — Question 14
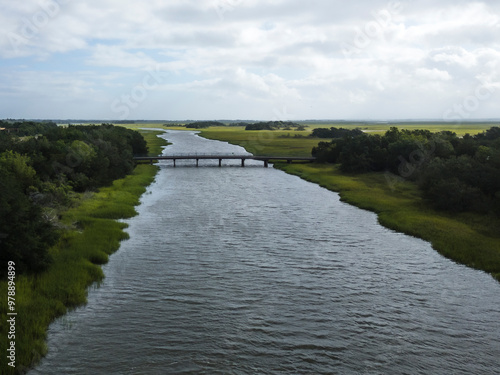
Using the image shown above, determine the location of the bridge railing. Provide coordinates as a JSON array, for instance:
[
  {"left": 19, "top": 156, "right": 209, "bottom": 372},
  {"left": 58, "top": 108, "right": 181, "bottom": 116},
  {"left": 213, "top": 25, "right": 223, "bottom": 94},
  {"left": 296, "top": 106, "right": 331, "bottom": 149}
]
[
  {"left": 159, "top": 152, "right": 253, "bottom": 157},
  {"left": 134, "top": 153, "right": 315, "bottom": 158},
  {"left": 132, "top": 154, "right": 316, "bottom": 162}
]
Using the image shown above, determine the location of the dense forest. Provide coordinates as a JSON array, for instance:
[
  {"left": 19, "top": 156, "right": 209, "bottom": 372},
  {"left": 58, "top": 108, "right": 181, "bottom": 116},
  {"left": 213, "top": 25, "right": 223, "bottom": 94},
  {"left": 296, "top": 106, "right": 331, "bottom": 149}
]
[
  {"left": 0, "top": 122, "right": 148, "bottom": 278},
  {"left": 312, "top": 127, "right": 500, "bottom": 215}
]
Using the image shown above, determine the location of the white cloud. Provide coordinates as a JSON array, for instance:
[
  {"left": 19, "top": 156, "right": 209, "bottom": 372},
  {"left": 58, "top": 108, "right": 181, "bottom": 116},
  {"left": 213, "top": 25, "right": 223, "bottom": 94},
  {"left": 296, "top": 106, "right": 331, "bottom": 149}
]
[
  {"left": 1, "top": 0, "right": 500, "bottom": 119},
  {"left": 349, "top": 89, "right": 368, "bottom": 104},
  {"left": 430, "top": 47, "right": 477, "bottom": 68},
  {"left": 416, "top": 67, "right": 452, "bottom": 81},
  {"left": 88, "top": 45, "right": 158, "bottom": 69}
]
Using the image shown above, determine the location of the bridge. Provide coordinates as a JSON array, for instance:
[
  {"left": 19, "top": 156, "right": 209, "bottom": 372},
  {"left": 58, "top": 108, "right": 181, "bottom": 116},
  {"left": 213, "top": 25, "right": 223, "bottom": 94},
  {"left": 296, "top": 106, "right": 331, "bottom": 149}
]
[{"left": 133, "top": 154, "right": 316, "bottom": 167}]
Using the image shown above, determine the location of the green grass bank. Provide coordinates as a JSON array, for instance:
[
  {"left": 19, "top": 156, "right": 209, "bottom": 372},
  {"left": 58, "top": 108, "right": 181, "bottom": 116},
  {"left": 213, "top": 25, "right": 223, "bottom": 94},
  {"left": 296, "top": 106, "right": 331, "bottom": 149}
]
[
  {"left": 138, "top": 128, "right": 171, "bottom": 155},
  {"left": 0, "top": 130, "right": 167, "bottom": 374},
  {"left": 276, "top": 163, "right": 500, "bottom": 282},
  {"left": 198, "top": 126, "right": 319, "bottom": 156}
]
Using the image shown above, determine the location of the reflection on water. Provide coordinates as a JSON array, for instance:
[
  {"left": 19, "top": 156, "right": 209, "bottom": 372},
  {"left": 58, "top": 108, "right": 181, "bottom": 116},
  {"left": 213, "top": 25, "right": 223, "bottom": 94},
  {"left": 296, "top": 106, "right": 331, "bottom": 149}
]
[{"left": 30, "top": 130, "right": 500, "bottom": 375}]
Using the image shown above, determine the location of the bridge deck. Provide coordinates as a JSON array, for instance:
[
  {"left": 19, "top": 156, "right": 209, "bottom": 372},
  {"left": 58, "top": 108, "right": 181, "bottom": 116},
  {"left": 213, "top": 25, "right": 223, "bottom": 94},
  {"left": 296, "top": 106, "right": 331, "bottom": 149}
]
[{"left": 133, "top": 154, "right": 315, "bottom": 167}]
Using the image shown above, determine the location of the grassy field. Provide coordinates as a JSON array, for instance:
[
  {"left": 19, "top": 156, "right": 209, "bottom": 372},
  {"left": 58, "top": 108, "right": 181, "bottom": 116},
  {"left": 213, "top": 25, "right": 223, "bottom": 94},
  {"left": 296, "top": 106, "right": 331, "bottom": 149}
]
[
  {"left": 299, "top": 122, "right": 497, "bottom": 136},
  {"left": 199, "top": 127, "right": 318, "bottom": 156},
  {"left": 108, "top": 122, "right": 495, "bottom": 157},
  {"left": 194, "top": 123, "right": 494, "bottom": 157},
  {"left": 0, "top": 131, "right": 167, "bottom": 374},
  {"left": 113, "top": 121, "right": 497, "bottom": 137}
]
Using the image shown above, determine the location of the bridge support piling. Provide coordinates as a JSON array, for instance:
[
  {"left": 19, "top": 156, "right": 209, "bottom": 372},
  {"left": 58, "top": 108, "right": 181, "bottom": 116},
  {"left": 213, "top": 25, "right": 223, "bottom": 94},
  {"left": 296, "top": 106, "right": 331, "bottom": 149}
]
[
  {"left": 219, "top": 159, "right": 222, "bottom": 167},
  {"left": 241, "top": 159, "right": 245, "bottom": 167},
  {"left": 173, "top": 159, "right": 176, "bottom": 168},
  {"left": 264, "top": 160, "right": 269, "bottom": 168},
  {"left": 196, "top": 159, "right": 199, "bottom": 167}
]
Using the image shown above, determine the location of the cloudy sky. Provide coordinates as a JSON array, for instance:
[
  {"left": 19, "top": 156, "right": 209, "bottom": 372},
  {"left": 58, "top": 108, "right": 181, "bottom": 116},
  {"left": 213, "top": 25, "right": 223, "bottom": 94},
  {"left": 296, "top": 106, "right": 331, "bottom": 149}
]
[{"left": 1, "top": 0, "right": 500, "bottom": 121}]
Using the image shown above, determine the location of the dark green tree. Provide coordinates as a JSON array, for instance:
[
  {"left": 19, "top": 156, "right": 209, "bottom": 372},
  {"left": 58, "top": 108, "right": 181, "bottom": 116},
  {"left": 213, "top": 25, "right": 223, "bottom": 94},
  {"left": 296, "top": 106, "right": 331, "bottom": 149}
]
[{"left": 0, "top": 152, "right": 57, "bottom": 278}]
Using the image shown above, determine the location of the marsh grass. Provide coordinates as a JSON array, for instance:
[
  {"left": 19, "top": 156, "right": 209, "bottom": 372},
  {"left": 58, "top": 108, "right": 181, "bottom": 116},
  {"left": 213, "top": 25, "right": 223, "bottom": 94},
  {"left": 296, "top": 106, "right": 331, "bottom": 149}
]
[
  {"left": 199, "top": 127, "right": 318, "bottom": 156},
  {"left": 198, "top": 124, "right": 491, "bottom": 157},
  {"left": 277, "top": 163, "right": 500, "bottom": 282},
  {"left": 0, "top": 164, "right": 158, "bottom": 374},
  {"left": 137, "top": 129, "right": 170, "bottom": 156}
]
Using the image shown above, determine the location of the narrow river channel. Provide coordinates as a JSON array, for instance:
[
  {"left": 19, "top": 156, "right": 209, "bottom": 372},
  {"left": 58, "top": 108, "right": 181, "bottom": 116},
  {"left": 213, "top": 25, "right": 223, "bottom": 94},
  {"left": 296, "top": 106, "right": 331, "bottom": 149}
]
[{"left": 30, "top": 130, "right": 500, "bottom": 374}]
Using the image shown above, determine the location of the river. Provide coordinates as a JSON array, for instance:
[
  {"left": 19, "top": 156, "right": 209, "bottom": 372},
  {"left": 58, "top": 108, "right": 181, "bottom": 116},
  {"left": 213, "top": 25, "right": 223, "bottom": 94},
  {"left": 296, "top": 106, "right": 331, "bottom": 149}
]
[{"left": 30, "top": 130, "right": 500, "bottom": 374}]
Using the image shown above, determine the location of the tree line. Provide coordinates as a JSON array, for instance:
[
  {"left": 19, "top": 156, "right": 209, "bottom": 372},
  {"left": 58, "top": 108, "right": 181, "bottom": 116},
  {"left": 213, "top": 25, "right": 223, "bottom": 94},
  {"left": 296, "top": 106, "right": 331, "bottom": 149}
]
[
  {"left": 312, "top": 127, "right": 500, "bottom": 215},
  {"left": 185, "top": 121, "right": 226, "bottom": 129},
  {"left": 0, "top": 122, "right": 148, "bottom": 278},
  {"left": 310, "top": 127, "right": 364, "bottom": 138},
  {"left": 245, "top": 121, "right": 304, "bottom": 130}
]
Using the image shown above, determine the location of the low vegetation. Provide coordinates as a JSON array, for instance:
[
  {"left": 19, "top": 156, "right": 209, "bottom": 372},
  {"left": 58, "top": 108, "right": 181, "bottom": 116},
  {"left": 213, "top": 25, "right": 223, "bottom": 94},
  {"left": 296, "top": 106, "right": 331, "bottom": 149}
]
[
  {"left": 198, "top": 126, "right": 320, "bottom": 156},
  {"left": 137, "top": 129, "right": 170, "bottom": 155}
]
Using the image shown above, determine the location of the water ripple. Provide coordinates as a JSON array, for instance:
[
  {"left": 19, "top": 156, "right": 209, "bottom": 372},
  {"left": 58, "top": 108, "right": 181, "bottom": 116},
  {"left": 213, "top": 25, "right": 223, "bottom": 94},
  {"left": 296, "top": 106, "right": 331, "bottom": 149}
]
[{"left": 30, "top": 130, "right": 500, "bottom": 375}]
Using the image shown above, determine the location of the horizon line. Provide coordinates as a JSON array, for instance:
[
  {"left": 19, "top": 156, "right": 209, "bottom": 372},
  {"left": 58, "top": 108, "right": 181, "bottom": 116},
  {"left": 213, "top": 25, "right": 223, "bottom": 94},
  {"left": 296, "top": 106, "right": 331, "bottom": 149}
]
[{"left": 2, "top": 118, "right": 500, "bottom": 124}]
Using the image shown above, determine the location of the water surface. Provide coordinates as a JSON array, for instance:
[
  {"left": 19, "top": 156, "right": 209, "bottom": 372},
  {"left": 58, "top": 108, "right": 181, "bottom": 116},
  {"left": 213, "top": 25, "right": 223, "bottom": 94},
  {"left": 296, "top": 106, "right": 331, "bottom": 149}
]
[{"left": 30, "top": 130, "right": 500, "bottom": 374}]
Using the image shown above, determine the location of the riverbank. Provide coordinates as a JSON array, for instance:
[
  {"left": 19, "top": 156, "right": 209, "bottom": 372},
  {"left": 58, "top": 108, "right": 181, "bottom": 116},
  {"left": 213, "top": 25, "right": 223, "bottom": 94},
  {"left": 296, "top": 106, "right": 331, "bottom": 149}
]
[
  {"left": 275, "top": 163, "right": 500, "bottom": 282},
  {"left": 0, "top": 130, "right": 167, "bottom": 374},
  {"left": 194, "top": 127, "right": 500, "bottom": 283},
  {"left": 198, "top": 126, "right": 319, "bottom": 156}
]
